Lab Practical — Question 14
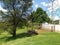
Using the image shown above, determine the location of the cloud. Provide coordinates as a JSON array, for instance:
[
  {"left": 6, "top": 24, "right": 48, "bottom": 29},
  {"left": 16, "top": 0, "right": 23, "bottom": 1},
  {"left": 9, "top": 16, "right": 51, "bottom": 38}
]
[
  {"left": 41, "top": 2, "right": 48, "bottom": 6},
  {"left": 0, "top": 2, "right": 7, "bottom": 12},
  {"left": 53, "top": 16, "right": 59, "bottom": 20},
  {"left": 54, "top": 16, "right": 59, "bottom": 20},
  {"left": 32, "top": 0, "right": 35, "bottom": 3},
  {"left": 35, "top": 4, "right": 38, "bottom": 8},
  {"left": 48, "top": 0, "right": 59, "bottom": 12},
  {"left": 49, "top": 15, "right": 59, "bottom": 20},
  {"left": 41, "top": 0, "right": 60, "bottom": 12},
  {"left": 41, "top": 0, "right": 60, "bottom": 20},
  {"left": 0, "top": 6, "right": 7, "bottom": 12}
]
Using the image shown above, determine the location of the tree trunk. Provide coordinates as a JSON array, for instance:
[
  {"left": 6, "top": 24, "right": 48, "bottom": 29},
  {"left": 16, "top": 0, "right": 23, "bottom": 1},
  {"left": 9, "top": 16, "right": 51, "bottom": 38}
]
[
  {"left": 39, "top": 23, "right": 42, "bottom": 29},
  {"left": 32, "top": 22, "right": 34, "bottom": 30},
  {"left": 12, "top": 26, "right": 16, "bottom": 37}
]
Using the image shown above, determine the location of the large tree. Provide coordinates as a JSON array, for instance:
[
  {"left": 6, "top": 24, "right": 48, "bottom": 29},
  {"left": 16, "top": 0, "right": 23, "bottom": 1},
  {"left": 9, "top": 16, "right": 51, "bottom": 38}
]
[{"left": 0, "top": 0, "right": 32, "bottom": 37}]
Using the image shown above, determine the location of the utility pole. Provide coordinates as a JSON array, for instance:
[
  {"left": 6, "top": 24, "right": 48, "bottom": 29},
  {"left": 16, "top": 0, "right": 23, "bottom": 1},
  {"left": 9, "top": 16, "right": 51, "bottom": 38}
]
[
  {"left": 47, "top": 0, "right": 55, "bottom": 32},
  {"left": 51, "top": 0, "right": 59, "bottom": 32},
  {"left": 47, "top": 0, "right": 59, "bottom": 32},
  {"left": 51, "top": 0, "right": 54, "bottom": 32}
]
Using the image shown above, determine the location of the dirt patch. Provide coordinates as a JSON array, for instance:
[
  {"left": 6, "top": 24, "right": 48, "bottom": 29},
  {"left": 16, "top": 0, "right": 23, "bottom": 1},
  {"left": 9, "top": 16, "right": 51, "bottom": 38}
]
[{"left": 35, "top": 29, "right": 51, "bottom": 33}]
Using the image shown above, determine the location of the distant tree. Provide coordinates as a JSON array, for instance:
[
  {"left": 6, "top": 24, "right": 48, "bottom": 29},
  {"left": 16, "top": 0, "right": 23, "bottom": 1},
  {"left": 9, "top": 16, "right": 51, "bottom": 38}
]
[
  {"left": 53, "top": 20, "right": 59, "bottom": 24},
  {"left": 35, "top": 7, "right": 50, "bottom": 23},
  {"left": 0, "top": 0, "right": 32, "bottom": 37},
  {"left": 28, "top": 11, "right": 35, "bottom": 30},
  {"left": 30, "top": 7, "right": 51, "bottom": 28}
]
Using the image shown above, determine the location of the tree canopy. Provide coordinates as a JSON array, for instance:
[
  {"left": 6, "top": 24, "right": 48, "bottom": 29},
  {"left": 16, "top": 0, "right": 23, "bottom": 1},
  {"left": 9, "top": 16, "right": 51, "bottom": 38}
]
[
  {"left": 30, "top": 7, "right": 51, "bottom": 23},
  {"left": 0, "top": 0, "right": 33, "bottom": 37}
]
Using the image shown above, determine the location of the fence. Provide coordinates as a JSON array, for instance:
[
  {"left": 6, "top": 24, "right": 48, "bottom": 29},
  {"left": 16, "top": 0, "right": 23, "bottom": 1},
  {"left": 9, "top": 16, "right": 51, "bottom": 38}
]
[{"left": 42, "top": 23, "right": 60, "bottom": 32}]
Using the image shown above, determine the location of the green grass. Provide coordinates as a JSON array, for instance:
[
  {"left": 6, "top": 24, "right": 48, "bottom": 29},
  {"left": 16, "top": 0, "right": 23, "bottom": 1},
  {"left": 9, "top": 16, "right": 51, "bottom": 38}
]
[{"left": 0, "top": 28, "right": 60, "bottom": 45}]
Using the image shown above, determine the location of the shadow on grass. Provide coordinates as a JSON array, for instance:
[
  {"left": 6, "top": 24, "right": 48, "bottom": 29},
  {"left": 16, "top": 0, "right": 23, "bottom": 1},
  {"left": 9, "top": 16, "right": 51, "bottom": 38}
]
[
  {"left": 4, "top": 32, "right": 38, "bottom": 42},
  {"left": 6, "top": 33, "right": 27, "bottom": 41},
  {"left": 0, "top": 30, "right": 38, "bottom": 43}
]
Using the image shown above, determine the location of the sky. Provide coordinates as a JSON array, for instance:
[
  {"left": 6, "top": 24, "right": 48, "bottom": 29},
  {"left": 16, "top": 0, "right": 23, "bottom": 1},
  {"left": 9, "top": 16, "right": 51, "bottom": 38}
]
[
  {"left": 0, "top": 0, "right": 60, "bottom": 20},
  {"left": 32, "top": 0, "right": 60, "bottom": 20},
  {"left": 0, "top": 1, "right": 7, "bottom": 12},
  {"left": 32, "top": 0, "right": 48, "bottom": 11}
]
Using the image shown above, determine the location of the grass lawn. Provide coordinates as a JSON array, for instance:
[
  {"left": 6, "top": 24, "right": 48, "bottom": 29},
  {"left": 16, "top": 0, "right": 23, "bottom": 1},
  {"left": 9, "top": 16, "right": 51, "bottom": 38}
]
[{"left": 0, "top": 28, "right": 60, "bottom": 45}]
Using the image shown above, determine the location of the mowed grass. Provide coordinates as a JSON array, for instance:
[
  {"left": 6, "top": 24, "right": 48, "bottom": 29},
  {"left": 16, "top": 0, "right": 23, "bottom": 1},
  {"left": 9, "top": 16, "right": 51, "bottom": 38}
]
[{"left": 0, "top": 27, "right": 60, "bottom": 45}]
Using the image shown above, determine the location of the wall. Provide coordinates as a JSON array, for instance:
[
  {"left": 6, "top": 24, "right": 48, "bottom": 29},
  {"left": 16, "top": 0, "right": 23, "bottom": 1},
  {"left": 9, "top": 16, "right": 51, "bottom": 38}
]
[{"left": 42, "top": 23, "right": 60, "bottom": 32}]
